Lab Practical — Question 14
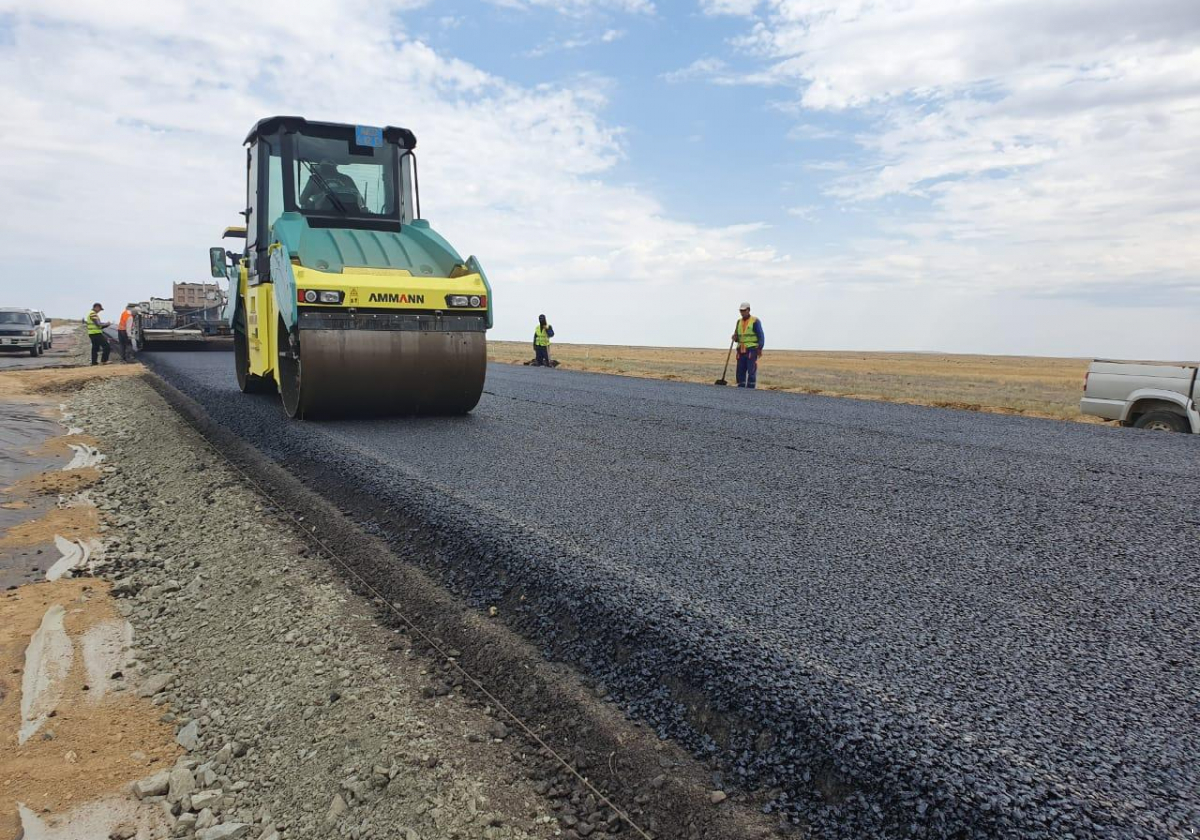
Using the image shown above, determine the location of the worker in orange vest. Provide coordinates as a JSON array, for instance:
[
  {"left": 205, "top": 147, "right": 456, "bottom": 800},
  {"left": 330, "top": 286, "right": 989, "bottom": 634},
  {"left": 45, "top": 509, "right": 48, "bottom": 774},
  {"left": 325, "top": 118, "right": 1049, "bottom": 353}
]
[{"left": 117, "top": 303, "right": 137, "bottom": 362}]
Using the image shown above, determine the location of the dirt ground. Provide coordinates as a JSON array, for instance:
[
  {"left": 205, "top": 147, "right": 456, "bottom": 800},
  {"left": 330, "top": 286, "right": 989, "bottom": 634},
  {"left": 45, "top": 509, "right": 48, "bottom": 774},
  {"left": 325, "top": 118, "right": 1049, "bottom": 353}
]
[
  {"left": 0, "top": 579, "right": 179, "bottom": 838},
  {"left": 489, "top": 341, "right": 1102, "bottom": 422},
  {"left": 0, "top": 504, "right": 99, "bottom": 550},
  {"left": 0, "top": 365, "right": 141, "bottom": 401},
  {"left": 5, "top": 467, "right": 100, "bottom": 498},
  {"left": 0, "top": 349, "right": 180, "bottom": 839}
]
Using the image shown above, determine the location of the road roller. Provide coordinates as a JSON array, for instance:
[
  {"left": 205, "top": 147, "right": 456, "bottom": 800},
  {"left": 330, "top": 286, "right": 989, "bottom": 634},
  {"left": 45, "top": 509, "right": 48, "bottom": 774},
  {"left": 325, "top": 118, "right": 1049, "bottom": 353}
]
[{"left": 210, "top": 116, "right": 492, "bottom": 418}]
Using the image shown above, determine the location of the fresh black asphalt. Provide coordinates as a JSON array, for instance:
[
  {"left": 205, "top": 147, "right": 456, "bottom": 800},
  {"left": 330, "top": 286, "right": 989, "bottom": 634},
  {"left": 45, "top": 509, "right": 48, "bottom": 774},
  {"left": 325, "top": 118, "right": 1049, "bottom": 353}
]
[{"left": 144, "top": 349, "right": 1200, "bottom": 839}]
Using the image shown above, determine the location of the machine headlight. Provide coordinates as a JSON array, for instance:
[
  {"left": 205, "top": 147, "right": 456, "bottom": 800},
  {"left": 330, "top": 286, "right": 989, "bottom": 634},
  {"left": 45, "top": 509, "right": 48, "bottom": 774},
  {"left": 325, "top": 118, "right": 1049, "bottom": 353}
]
[
  {"left": 445, "top": 294, "right": 487, "bottom": 308},
  {"left": 23, "top": 330, "right": 35, "bottom": 336},
  {"left": 297, "top": 289, "right": 344, "bottom": 305}
]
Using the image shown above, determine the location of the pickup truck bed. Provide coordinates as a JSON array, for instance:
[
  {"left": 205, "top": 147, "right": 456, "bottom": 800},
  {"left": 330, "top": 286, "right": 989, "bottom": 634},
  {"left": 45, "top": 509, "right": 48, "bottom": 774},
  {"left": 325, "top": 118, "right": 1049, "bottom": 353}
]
[{"left": 1081, "top": 360, "right": 1199, "bottom": 432}]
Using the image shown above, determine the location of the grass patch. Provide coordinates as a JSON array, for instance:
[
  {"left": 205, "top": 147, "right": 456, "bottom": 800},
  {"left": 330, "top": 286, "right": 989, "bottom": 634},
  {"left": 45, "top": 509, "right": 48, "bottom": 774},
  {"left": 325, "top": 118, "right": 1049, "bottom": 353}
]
[{"left": 489, "top": 342, "right": 1097, "bottom": 423}]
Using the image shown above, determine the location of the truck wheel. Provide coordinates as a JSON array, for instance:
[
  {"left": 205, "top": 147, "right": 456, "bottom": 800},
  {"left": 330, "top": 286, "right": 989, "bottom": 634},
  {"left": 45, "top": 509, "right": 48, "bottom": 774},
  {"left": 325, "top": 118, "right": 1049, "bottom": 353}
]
[
  {"left": 1133, "top": 410, "right": 1188, "bottom": 433},
  {"left": 29, "top": 345, "right": 38, "bottom": 357}
]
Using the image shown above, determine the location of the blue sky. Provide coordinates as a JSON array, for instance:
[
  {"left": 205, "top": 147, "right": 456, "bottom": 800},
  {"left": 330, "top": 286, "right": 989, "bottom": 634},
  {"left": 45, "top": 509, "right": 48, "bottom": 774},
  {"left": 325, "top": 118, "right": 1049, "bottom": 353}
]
[
  {"left": 1, "top": 0, "right": 1197, "bottom": 358},
  {"left": 408, "top": 4, "right": 858, "bottom": 254}
]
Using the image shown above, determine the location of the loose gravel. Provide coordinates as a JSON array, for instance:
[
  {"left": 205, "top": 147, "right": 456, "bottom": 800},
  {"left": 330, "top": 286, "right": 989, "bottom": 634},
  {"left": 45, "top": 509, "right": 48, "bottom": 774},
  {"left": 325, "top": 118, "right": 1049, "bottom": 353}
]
[
  {"left": 66, "top": 378, "right": 583, "bottom": 839},
  {"left": 144, "top": 351, "right": 1200, "bottom": 839}
]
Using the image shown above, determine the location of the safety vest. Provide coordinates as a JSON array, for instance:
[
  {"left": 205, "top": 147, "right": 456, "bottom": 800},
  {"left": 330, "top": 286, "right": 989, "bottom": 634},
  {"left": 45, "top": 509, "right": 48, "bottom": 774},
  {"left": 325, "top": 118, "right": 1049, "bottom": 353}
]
[
  {"left": 118, "top": 310, "right": 133, "bottom": 331},
  {"left": 736, "top": 316, "right": 759, "bottom": 350},
  {"left": 534, "top": 324, "right": 551, "bottom": 347},
  {"left": 85, "top": 311, "right": 103, "bottom": 335}
]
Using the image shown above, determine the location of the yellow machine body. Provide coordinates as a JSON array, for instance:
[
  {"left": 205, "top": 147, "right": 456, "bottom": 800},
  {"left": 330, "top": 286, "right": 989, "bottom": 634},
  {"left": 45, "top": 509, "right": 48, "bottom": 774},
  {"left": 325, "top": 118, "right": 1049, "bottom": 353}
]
[{"left": 225, "top": 116, "right": 492, "bottom": 418}]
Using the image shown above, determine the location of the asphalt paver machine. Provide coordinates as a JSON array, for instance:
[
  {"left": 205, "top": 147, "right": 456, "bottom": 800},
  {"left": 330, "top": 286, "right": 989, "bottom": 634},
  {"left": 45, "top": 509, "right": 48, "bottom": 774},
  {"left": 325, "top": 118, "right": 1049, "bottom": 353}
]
[{"left": 213, "top": 116, "right": 492, "bottom": 418}]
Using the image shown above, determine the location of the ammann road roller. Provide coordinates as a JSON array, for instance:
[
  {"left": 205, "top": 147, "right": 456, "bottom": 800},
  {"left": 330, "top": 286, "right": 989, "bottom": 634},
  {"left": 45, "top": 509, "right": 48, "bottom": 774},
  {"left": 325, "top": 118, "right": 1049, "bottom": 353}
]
[{"left": 210, "top": 116, "right": 492, "bottom": 418}]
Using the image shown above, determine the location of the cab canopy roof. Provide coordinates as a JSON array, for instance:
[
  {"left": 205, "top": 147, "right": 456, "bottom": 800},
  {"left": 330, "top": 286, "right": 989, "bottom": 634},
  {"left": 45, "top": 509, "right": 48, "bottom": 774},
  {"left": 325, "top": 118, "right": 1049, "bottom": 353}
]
[{"left": 244, "top": 116, "right": 416, "bottom": 150}]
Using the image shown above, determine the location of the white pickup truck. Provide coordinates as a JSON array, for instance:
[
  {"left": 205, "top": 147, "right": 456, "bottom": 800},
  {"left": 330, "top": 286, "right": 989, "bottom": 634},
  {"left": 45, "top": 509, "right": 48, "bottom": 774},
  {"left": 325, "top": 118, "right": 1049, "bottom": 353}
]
[{"left": 1081, "top": 361, "right": 1199, "bottom": 433}]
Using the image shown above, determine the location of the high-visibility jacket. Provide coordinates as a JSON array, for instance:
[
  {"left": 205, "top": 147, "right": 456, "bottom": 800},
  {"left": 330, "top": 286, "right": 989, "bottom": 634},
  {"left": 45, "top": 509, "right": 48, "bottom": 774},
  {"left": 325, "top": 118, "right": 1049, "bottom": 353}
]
[
  {"left": 118, "top": 310, "right": 133, "bottom": 331},
  {"left": 534, "top": 324, "right": 552, "bottom": 347},
  {"left": 735, "top": 316, "right": 759, "bottom": 351},
  {"left": 85, "top": 311, "right": 103, "bottom": 335}
]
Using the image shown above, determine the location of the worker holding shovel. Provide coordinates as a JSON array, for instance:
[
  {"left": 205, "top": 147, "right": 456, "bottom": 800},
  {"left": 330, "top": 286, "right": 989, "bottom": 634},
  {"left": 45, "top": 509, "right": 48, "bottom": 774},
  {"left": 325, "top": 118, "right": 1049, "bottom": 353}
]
[{"left": 732, "top": 302, "right": 764, "bottom": 389}]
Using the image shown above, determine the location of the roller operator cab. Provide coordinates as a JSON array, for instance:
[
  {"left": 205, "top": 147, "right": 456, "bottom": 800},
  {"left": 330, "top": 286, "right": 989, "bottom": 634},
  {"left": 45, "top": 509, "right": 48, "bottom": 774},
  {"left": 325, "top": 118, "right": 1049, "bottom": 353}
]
[{"left": 221, "top": 116, "right": 492, "bottom": 418}]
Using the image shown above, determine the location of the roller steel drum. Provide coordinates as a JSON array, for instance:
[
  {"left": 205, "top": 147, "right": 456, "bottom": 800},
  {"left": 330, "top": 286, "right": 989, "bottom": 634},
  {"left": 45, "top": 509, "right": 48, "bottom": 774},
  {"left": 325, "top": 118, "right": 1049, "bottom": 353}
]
[{"left": 278, "top": 315, "right": 486, "bottom": 418}]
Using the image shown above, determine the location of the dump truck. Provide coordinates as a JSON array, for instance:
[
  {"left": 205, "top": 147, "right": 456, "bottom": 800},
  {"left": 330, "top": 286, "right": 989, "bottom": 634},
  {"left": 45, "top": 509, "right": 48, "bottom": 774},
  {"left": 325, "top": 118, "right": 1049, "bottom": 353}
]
[{"left": 211, "top": 116, "right": 492, "bottom": 418}]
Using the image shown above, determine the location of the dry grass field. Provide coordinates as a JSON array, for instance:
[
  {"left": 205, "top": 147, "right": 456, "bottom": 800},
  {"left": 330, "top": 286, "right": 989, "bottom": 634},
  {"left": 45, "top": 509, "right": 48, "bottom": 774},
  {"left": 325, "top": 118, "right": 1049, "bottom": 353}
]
[{"left": 489, "top": 342, "right": 1098, "bottom": 422}]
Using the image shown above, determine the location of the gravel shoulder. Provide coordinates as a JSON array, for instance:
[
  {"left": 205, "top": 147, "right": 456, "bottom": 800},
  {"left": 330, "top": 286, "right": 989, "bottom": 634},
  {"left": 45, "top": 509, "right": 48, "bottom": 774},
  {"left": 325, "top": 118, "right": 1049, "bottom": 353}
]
[{"left": 45, "top": 371, "right": 780, "bottom": 840}]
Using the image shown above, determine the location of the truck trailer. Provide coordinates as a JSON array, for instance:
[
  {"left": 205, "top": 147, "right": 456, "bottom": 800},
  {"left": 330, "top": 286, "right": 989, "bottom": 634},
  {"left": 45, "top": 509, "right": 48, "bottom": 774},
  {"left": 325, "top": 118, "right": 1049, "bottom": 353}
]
[{"left": 134, "top": 282, "right": 232, "bottom": 349}]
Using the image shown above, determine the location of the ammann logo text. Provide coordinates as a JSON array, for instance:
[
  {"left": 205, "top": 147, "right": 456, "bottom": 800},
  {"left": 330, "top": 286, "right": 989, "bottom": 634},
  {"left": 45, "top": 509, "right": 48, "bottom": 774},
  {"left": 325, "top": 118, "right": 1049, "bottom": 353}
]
[{"left": 368, "top": 292, "right": 425, "bottom": 304}]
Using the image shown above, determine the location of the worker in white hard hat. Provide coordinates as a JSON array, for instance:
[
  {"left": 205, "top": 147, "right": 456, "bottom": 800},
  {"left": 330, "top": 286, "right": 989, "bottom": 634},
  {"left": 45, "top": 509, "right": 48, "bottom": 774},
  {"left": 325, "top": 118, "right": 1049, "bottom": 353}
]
[{"left": 731, "top": 302, "right": 765, "bottom": 389}]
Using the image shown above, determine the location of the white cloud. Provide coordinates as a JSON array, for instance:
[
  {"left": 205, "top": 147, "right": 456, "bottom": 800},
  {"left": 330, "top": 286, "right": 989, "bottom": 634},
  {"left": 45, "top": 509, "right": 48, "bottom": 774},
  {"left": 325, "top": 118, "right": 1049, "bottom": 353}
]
[
  {"left": 487, "top": 0, "right": 654, "bottom": 15},
  {"left": 0, "top": 0, "right": 793, "bottom": 345},
  {"left": 523, "top": 27, "right": 627, "bottom": 57},
  {"left": 679, "top": 0, "right": 1200, "bottom": 305},
  {"left": 662, "top": 57, "right": 737, "bottom": 84},
  {"left": 785, "top": 205, "right": 818, "bottom": 220},
  {"left": 0, "top": 0, "right": 1195, "bottom": 357},
  {"left": 700, "top": 0, "right": 760, "bottom": 16}
]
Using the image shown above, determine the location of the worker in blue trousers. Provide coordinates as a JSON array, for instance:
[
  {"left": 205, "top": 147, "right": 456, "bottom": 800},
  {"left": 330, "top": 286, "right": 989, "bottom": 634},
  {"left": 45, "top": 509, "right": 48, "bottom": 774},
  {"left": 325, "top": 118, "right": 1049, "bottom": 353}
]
[
  {"left": 533, "top": 314, "right": 555, "bottom": 367},
  {"left": 732, "top": 302, "right": 765, "bottom": 388}
]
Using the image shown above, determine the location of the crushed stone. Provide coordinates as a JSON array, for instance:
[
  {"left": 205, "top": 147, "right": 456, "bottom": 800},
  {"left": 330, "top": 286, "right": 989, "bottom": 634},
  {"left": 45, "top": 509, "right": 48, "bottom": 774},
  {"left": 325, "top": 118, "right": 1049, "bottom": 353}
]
[{"left": 65, "top": 376, "right": 580, "bottom": 840}]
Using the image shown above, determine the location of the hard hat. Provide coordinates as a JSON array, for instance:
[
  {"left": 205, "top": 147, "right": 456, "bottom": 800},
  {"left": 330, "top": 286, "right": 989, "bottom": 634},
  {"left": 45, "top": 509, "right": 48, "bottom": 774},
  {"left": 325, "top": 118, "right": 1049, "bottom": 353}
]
[
  {"left": 93, "top": 302, "right": 104, "bottom": 310},
  {"left": 739, "top": 301, "right": 750, "bottom": 310}
]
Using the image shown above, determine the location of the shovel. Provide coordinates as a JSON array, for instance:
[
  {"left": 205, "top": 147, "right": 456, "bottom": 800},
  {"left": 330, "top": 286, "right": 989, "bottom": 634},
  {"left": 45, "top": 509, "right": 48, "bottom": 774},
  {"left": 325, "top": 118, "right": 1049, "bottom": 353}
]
[{"left": 714, "top": 340, "right": 735, "bottom": 385}]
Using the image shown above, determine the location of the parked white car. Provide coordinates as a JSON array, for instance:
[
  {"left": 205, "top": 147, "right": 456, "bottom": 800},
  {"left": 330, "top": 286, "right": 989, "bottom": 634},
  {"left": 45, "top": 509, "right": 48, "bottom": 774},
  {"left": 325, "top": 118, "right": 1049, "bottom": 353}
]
[
  {"left": 0, "top": 308, "right": 42, "bottom": 356},
  {"left": 1081, "top": 360, "right": 1199, "bottom": 433},
  {"left": 31, "top": 310, "right": 52, "bottom": 350}
]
